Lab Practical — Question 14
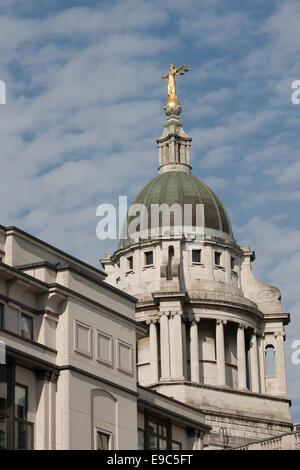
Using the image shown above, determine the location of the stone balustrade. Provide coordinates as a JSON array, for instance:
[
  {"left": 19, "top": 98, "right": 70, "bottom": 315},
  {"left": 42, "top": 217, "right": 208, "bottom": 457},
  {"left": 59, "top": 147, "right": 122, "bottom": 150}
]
[{"left": 233, "top": 431, "right": 300, "bottom": 450}]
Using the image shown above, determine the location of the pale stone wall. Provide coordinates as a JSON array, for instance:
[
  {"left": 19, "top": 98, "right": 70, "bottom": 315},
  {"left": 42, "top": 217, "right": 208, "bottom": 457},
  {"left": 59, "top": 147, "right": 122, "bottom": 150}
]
[
  {"left": 56, "top": 370, "right": 138, "bottom": 450},
  {"left": 0, "top": 227, "right": 140, "bottom": 450}
]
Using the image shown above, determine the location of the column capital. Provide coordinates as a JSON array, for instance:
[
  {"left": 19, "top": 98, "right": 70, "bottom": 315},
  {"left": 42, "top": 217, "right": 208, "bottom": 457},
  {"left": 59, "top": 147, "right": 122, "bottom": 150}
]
[
  {"left": 146, "top": 318, "right": 158, "bottom": 325},
  {"left": 36, "top": 371, "right": 52, "bottom": 382},
  {"left": 50, "top": 372, "right": 59, "bottom": 384},
  {"left": 189, "top": 314, "right": 200, "bottom": 324},
  {"left": 158, "top": 310, "right": 170, "bottom": 319},
  {"left": 170, "top": 310, "right": 182, "bottom": 318},
  {"left": 275, "top": 330, "right": 286, "bottom": 341},
  {"left": 238, "top": 321, "right": 248, "bottom": 330},
  {"left": 216, "top": 318, "right": 227, "bottom": 326}
]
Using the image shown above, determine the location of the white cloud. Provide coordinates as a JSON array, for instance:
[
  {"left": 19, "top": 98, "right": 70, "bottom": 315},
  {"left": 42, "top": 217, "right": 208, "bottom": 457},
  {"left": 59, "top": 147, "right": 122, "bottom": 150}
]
[
  {"left": 179, "top": 9, "right": 250, "bottom": 50},
  {"left": 201, "top": 145, "right": 234, "bottom": 168},
  {"left": 0, "top": 0, "right": 299, "bottom": 421},
  {"left": 204, "top": 176, "right": 230, "bottom": 190}
]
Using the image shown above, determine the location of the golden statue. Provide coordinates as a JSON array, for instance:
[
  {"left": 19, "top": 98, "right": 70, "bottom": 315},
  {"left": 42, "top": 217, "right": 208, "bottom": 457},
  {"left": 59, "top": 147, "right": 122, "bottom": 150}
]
[{"left": 161, "top": 63, "right": 189, "bottom": 116}]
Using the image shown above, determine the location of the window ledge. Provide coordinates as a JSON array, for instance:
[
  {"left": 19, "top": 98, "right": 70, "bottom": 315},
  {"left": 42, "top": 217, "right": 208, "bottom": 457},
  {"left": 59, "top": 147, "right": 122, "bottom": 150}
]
[
  {"left": 214, "top": 265, "right": 225, "bottom": 271},
  {"left": 125, "top": 270, "right": 134, "bottom": 276},
  {"left": 142, "top": 264, "right": 154, "bottom": 270}
]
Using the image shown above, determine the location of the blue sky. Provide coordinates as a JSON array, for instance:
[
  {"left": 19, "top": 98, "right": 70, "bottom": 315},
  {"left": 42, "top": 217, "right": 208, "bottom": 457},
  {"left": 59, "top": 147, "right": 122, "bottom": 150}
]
[{"left": 0, "top": 0, "right": 300, "bottom": 421}]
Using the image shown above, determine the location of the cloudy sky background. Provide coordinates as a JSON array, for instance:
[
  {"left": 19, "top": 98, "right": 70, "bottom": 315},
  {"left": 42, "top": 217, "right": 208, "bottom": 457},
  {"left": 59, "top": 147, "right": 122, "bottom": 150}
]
[{"left": 0, "top": 0, "right": 300, "bottom": 421}]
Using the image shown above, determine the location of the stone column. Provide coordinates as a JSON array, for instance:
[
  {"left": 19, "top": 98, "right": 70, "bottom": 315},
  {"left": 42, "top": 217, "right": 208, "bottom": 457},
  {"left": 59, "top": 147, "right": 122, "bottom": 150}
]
[
  {"left": 158, "top": 145, "right": 163, "bottom": 167},
  {"left": 147, "top": 319, "right": 159, "bottom": 383},
  {"left": 182, "top": 318, "right": 188, "bottom": 380},
  {"left": 190, "top": 318, "right": 200, "bottom": 383},
  {"left": 186, "top": 143, "right": 191, "bottom": 166},
  {"left": 216, "top": 319, "right": 227, "bottom": 386},
  {"left": 49, "top": 373, "right": 58, "bottom": 450},
  {"left": 163, "top": 144, "right": 169, "bottom": 164},
  {"left": 199, "top": 431, "right": 204, "bottom": 450},
  {"left": 187, "top": 430, "right": 201, "bottom": 450},
  {"left": 275, "top": 331, "right": 287, "bottom": 396},
  {"left": 170, "top": 137, "right": 176, "bottom": 162},
  {"left": 237, "top": 322, "right": 247, "bottom": 390},
  {"left": 36, "top": 371, "right": 56, "bottom": 449},
  {"left": 169, "top": 311, "right": 184, "bottom": 380},
  {"left": 159, "top": 311, "right": 171, "bottom": 380},
  {"left": 250, "top": 329, "right": 260, "bottom": 393},
  {"left": 258, "top": 333, "right": 266, "bottom": 394},
  {"left": 180, "top": 143, "right": 186, "bottom": 164}
]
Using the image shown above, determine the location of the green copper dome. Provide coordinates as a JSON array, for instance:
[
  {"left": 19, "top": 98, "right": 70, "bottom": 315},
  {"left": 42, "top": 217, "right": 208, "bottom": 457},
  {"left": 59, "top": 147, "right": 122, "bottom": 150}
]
[{"left": 120, "top": 172, "right": 233, "bottom": 248}]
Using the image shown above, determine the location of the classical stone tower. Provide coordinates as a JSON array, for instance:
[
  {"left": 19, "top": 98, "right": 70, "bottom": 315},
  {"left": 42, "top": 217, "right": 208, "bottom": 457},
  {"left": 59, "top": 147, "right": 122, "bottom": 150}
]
[{"left": 101, "top": 75, "right": 292, "bottom": 448}]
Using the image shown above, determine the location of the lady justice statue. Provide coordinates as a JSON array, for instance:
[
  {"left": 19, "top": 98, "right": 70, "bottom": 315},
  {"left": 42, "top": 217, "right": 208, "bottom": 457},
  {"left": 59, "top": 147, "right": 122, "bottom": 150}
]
[{"left": 161, "top": 63, "right": 189, "bottom": 116}]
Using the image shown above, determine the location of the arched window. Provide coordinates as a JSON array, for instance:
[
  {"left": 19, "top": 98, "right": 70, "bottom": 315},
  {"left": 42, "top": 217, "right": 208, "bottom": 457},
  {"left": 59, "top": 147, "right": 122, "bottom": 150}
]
[
  {"left": 265, "top": 345, "right": 276, "bottom": 376},
  {"left": 167, "top": 246, "right": 174, "bottom": 280}
]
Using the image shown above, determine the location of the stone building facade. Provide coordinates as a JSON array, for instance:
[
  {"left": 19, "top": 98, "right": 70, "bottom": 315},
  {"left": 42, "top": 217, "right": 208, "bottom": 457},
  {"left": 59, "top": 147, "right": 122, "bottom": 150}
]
[
  {"left": 101, "top": 101, "right": 293, "bottom": 449},
  {"left": 0, "top": 226, "right": 209, "bottom": 450}
]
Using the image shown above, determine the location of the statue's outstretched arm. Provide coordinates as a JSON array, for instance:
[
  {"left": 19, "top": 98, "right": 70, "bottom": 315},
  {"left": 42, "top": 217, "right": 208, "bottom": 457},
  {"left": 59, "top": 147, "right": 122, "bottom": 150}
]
[{"left": 175, "top": 64, "right": 187, "bottom": 75}]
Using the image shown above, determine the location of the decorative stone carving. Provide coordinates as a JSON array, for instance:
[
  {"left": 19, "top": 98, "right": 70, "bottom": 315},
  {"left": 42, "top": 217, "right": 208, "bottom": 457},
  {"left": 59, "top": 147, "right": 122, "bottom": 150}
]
[
  {"left": 158, "top": 310, "right": 170, "bottom": 320},
  {"left": 275, "top": 331, "right": 286, "bottom": 341},
  {"left": 257, "top": 287, "right": 281, "bottom": 303},
  {"left": 170, "top": 310, "right": 182, "bottom": 318},
  {"left": 146, "top": 318, "right": 158, "bottom": 325}
]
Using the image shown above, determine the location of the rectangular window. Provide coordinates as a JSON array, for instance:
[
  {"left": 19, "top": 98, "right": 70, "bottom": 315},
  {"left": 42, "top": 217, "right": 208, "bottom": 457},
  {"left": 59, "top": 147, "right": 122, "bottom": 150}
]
[
  {"left": 0, "top": 416, "right": 7, "bottom": 449},
  {"left": 214, "top": 251, "right": 221, "bottom": 266},
  {"left": 0, "top": 304, "right": 4, "bottom": 329},
  {"left": 14, "top": 384, "right": 33, "bottom": 450},
  {"left": 145, "top": 251, "right": 153, "bottom": 266},
  {"left": 138, "top": 428, "right": 144, "bottom": 450},
  {"left": 97, "top": 431, "right": 110, "bottom": 450},
  {"left": 146, "top": 418, "right": 170, "bottom": 450},
  {"left": 127, "top": 256, "right": 133, "bottom": 271},
  {"left": 0, "top": 366, "right": 7, "bottom": 415},
  {"left": 0, "top": 365, "right": 8, "bottom": 450},
  {"left": 172, "top": 440, "right": 182, "bottom": 450},
  {"left": 0, "top": 366, "right": 33, "bottom": 450},
  {"left": 192, "top": 249, "right": 201, "bottom": 263},
  {"left": 20, "top": 314, "right": 33, "bottom": 341},
  {"left": 15, "top": 385, "right": 27, "bottom": 420},
  {"left": 231, "top": 257, "right": 235, "bottom": 270}
]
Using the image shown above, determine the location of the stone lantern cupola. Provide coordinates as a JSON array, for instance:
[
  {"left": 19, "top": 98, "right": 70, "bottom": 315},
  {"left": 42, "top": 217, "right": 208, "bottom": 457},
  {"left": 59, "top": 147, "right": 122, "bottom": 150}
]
[{"left": 157, "top": 110, "right": 192, "bottom": 174}]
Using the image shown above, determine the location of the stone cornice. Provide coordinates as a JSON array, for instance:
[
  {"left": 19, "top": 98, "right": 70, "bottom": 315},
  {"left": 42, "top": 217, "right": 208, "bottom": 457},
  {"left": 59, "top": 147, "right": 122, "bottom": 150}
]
[
  {"left": 5, "top": 225, "right": 107, "bottom": 279},
  {"left": 149, "top": 381, "right": 292, "bottom": 407},
  {"left": 136, "top": 295, "right": 263, "bottom": 323},
  {"left": 263, "top": 313, "right": 290, "bottom": 325},
  {"left": 109, "top": 236, "right": 243, "bottom": 261},
  {"left": 16, "top": 260, "right": 137, "bottom": 305},
  {"left": 152, "top": 290, "right": 188, "bottom": 304}
]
